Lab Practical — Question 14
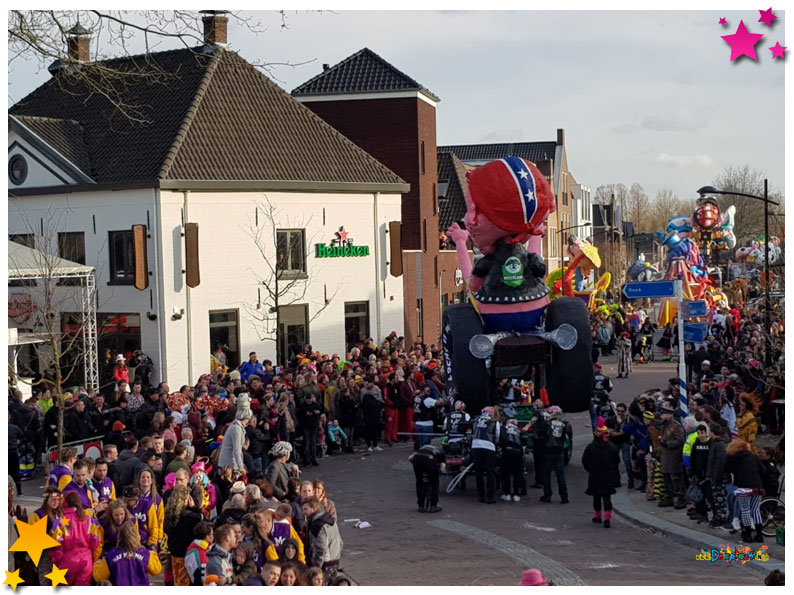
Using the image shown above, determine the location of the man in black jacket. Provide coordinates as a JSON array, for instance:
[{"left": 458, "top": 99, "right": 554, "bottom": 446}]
[
  {"left": 299, "top": 393, "right": 323, "bottom": 467},
  {"left": 116, "top": 436, "right": 145, "bottom": 489},
  {"left": 65, "top": 398, "right": 97, "bottom": 442}
]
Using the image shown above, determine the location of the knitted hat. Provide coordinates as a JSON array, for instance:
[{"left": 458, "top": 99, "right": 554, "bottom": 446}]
[
  {"left": 467, "top": 157, "right": 554, "bottom": 241},
  {"left": 269, "top": 441, "right": 293, "bottom": 458},
  {"left": 547, "top": 406, "right": 562, "bottom": 418},
  {"left": 230, "top": 481, "right": 246, "bottom": 495},
  {"left": 112, "top": 421, "right": 125, "bottom": 432},
  {"left": 519, "top": 569, "right": 549, "bottom": 586},
  {"left": 235, "top": 392, "right": 253, "bottom": 421}
]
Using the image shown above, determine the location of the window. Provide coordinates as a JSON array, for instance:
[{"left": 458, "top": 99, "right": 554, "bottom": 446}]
[
  {"left": 8, "top": 155, "right": 28, "bottom": 185},
  {"left": 96, "top": 313, "right": 141, "bottom": 386},
  {"left": 438, "top": 180, "right": 450, "bottom": 200},
  {"left": 210, "top": 309, "right": 240, "bottom": 368},
  {"left": 108, "top": 230, "right": 134, "bottom": 285},
  {"left": 548, "top": 226, "right": 557, "bottom": 257},
  {"left": 562, "top": 191, "right": 569, "bottom": 206},
  {"left": 422, "top": 219, "right": 428, "bottom": 253},
  {"left": 432, "top": 183, "right": 437, "bottom": 215},
  {"left": 344, "top": 301, "right": 370, "bottom": 347},
  {"left": 58, "top": 232, "right": 86, "bottom": 286},
  {"left": 421, "top": 141, "right": 426, "bottom": 175},
  {"left": 279, "top": 304, "right": 309, "bottom": 365},
  {"left": 277, "top": 229, "right": 306, "bottom": 278},
  {"left": 9, "top": 233, "right": 35, "bottom": 287}
]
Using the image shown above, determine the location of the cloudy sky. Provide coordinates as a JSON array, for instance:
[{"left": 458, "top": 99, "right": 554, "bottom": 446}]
[{"left": 8, "top": 10, "right": 786, "bottom": 201}]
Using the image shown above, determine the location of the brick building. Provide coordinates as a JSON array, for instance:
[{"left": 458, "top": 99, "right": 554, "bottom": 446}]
[{"left": 293, "top": 48, "right": 461, "bottom": 344}]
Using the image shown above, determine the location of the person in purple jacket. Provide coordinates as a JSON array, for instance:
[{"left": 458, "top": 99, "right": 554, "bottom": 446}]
[
  {"left": 93, "top": 521, "right": 162, "bottom": 585},
  {"left": 63, "top": 459, "right": 107, "bottom": 516},
  {"left": 47, "top": 447, "right": 77, "bottom": 491}
]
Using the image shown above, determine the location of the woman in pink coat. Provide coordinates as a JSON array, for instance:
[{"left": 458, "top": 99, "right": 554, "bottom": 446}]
[{"left": 51, "top": 492, "right": 102, "bottom": 585}]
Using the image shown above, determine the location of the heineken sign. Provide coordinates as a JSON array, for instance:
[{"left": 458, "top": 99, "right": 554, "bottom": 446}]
[{"left": 315, "top": 227, "right": 370, "bottom": 258}]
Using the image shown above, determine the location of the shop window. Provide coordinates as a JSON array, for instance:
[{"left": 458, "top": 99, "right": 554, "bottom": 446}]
[
  {"left": 210, "top": 309, "right": 240, "bottom": 369},
  {"left": 58, "top": 232, "right": 86, "bottom": 286},
  {"left": 108, "top": 230, "right": 134, "bottom": 285},
  {"left": 277, "top": 229, "right": 307, "bottom": 278},
  {"left": 344, "top": 301, "right": 370, "bottom": 347},
  {"left": 279, "top": 304, "right": 309, "bottom": 366}
]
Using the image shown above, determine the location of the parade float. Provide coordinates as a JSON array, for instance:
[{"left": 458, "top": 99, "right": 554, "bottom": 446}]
[{"left": 443, "top": 157, "right": 591, "bottom": 414}]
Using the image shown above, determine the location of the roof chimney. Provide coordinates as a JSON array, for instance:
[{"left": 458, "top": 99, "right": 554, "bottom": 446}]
[
  {"left": 556, "top": 128, "right": 565, "bottom": 147},
  {"left": 322, "top": 63, "right": 330, "bottom": 71},
  {"left": 201, "top": 10, "right": 228, "bottom": 46},
  {"left": 66, "top": 21, "right": 92, "bottom": 63}
]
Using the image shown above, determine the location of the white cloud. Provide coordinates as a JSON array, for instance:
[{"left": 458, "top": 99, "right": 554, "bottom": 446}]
[{"left": 655, "top": 153, "right": 715, "bottom": 168}]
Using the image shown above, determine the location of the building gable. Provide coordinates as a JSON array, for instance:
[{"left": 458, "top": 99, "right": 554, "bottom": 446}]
[{"left": 8, "top": 117, "right": 94, "bottom": 189}]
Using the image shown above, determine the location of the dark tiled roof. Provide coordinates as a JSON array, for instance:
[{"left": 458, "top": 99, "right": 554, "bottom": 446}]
[
  {"left": 437, "top": 150, "right": 471, "bottom": 231},
  {"left": 437, "top": 141, "right": 557, "bottom": 164},
  {"left": 292, "top": 47, "right": 440, "bottom": 102},
  {"left": 14, "top": 116, "right": 93, "bottom": 177},
  {"left": 11, "top": 47, "right": 405, "bottom": 187},
  {"left": 165, "top": 51, "right": 404, "bottom": 184}
]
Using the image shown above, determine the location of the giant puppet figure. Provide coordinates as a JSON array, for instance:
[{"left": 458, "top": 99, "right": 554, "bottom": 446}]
[{"left": 443, "top": 157, "right": 592, "bottom": 414}]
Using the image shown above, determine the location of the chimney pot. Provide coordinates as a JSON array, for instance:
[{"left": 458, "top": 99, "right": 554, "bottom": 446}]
[
  {"left": 66, "top": 21, "right": 92, "bottom": 63},
  {"left": 201, "top": 10, "right": 229, "bottom": 46},
  {"left": 557, "top": 128, "right": 565, "bottom": 147},
  {"left": 322, "top": 63, "right": 330, "bottom": 71}
]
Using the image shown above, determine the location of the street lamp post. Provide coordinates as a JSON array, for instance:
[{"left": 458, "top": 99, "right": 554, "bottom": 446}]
[{"left": 697, "top": 180, "right": 779, "bottom": 367}]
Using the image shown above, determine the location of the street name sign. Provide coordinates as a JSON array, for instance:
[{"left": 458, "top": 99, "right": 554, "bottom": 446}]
[
  {"left": 683, "top": 322, "right": 708, "bottom": 343},
  {"left": 623, "top": 280, "right": 676, "bottom": 299},
  {"left": 682, "top": 300, "right": 707, "bottom": 318}
]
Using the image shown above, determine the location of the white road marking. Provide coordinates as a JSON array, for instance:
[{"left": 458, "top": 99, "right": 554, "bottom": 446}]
[
  {"left": 428, "top": 519, "right": 586, "bottom": 586},
  {"left": 522, "top": 521, "right": 557, "bottom": 532},
  {"left": 587, "top": 562, "right": 620, "bottom": 569}
]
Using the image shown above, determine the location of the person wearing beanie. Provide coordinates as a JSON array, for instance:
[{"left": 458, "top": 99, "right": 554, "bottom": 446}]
[
  {"left": 218, "top": 393, "right": 252, "bottom": 475},
  {"left": 581, "top": 417, "right": 620, "bottom": 528},
  {"left": 519, "top": 568, "right": 549, "bottom": 586},
  {"left": 658, "top": 405, "right": 686, "bottom": 509}
]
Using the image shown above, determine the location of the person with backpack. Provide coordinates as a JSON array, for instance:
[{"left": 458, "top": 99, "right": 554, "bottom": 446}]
[{"left": 540, "top": 406, "right": 571, "bottom": 504}]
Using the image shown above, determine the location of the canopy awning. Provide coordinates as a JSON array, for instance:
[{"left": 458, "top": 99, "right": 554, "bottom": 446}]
[{"left": 8, "top": 240, "right": 94, "bottom": 278}]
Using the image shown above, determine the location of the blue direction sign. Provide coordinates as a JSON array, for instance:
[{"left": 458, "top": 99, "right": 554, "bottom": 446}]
[
  {"left": 623, "top": 280, "right": 676, "bottom": 299},
  {"left": 682, "top": 300, "right": 707, "bottom": 318},
  {"left": 683, "top": 322, "right": 708, "bottom": 343}
]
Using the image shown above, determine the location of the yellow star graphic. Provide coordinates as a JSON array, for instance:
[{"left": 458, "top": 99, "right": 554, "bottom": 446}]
[
  {"left": 59, "top": 518, "right": 70, "bottom": 527},
  {"left": 3, "top": 569, "right": 25, "bottom": 591},
  {"left": 44, "top": 565, "right": 68, "bottom": 588},
  {"left": 9, "top": 516, "right": 61, "bottom": 567}
]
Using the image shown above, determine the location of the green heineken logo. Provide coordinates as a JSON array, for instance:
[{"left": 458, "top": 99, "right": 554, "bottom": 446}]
[
  {"left": 502, "top": 256, "right": 524, "bottom": 287},
  {"left": 315, "top": 226, "right": 370, "bottom": 258}
]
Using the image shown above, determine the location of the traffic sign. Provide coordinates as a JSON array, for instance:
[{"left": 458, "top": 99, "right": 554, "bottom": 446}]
[
  {"left": 682, "top": 300, "right": 707, "bottom": 318},
  {"left": 622, "top": 280, "right": 676, "bottom": 299},
  {"left": 683, "top": 322, "right": 708, "bottom": 343}
]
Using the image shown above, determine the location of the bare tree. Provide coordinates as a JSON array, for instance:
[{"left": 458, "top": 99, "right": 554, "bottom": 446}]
[
  {"left": 8, "top": 205, "right": 108, "bottom": 454},
  {"left": 242, "top": 197, "right": 341, "bottom": 366},
  {"left": 626, "top": 182, "right": 650, "bottom": 233},
  {"left": 8, "top": 10, "right": 314, "bottom": 121},
  {"left": 649, "top": 188, "right": 685, "bottom": 233}
]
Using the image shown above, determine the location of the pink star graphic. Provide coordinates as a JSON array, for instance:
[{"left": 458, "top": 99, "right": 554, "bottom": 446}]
[
  {"left": 721, "top": 20, "right": 764, "bottom": 62},
  {"left": 719, "top": 17, "right": 727, "bottom": 26},
  {"left": 758, "top": 8, "right": 778, "bottom": 27},
  {"left": 769, "top": 41, "right": 787, "bottom": 59}
]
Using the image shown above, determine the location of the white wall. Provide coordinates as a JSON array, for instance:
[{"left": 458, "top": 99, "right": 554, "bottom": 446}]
[
  {"left": 158, "top": 190, "right": 403, "bottom": 385},
  {"left": 9, "top": 187, "right": 404, "bottom": 387}
]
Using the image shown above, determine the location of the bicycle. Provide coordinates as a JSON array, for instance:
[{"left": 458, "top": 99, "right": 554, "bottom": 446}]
[{"left": 760, "top": 473, "right": 785, "bottom": 537}]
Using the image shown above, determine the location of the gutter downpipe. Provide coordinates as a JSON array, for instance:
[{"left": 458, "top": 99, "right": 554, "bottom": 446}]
[
  {"left": 154, "top": 189, "right": 167, "bottom": 385},
  {"left": 183, "top": 190, "right": 193, "bottom": 383},
  {"left": 373, "top": 192, "right": 383, "bottom": 342}
]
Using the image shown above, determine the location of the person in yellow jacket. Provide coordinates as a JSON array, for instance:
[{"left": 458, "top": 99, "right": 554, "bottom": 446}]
[
  {"left": 736, "top": 397, "right": 759, "bottom": 452},
  {"left": 249, "top": 508, "right": 305, "bottom": 569},
  {"left": 93, "top": 521, "right": 162, "bottom": 585},
  {"left": 128, "top": 470, "right": 164, "bottom": 548}
]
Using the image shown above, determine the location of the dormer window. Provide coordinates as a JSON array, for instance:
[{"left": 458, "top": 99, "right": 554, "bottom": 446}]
[{"left": 8, "top": 154, "right": 27, "bottom": 185}]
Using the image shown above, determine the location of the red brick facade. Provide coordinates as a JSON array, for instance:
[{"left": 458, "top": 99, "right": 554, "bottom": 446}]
[{"left": 300, "top": 95, "right": 445, "bottom": 344}]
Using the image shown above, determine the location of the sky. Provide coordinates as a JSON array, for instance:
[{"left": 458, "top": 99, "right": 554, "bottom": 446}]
[{"left": 7, "top": 9, "right": 786, "bottom": 202}]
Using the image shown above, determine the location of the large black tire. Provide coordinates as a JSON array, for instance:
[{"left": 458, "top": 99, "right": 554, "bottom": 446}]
[
  {"left": 442, "top": 303, "right": 490, "bottom": 413},
  {"left": 545, "top": 297, "right": 592, "bottom": 413}
]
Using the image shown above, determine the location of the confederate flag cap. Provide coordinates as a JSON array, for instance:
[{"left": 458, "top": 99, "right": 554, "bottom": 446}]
[{"left": 466, "top": 156, "right": 555, "bottom": 238}]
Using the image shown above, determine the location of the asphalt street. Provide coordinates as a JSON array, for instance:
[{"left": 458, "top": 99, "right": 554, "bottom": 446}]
[{"left": 298, "top": 355, "right": 767, "bottom": 586}]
